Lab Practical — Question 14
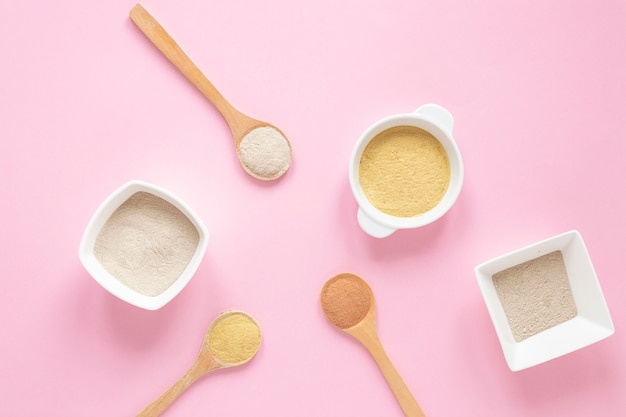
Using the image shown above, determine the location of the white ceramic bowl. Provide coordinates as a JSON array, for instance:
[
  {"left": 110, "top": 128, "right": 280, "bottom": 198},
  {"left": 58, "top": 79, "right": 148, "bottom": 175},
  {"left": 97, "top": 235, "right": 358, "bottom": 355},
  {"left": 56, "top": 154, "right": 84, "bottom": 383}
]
[
  {"left": 349, "top": 104, "right": 464, "bottom": 238},
  {"left": 79, "top": 180, "right": 209, "bottom": 310},
  {"left": 474, "top": 230, "right": 614, "bottom": 371}
]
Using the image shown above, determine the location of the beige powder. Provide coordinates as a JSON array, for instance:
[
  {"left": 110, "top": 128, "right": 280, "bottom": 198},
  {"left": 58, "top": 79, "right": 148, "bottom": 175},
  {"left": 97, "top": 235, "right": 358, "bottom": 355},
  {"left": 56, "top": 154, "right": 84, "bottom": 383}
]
[
  {"left": 238, "top": 126, "right": 291, "bottom": 180},
  {"left": 359, "top": 126, "right": 450, "bottom": 217},
  {"left": 493, "top": 250, "right": 577, "bottom": 342},
  {"left": 94, "top": 192, "right": 199, "bottom": 297}
]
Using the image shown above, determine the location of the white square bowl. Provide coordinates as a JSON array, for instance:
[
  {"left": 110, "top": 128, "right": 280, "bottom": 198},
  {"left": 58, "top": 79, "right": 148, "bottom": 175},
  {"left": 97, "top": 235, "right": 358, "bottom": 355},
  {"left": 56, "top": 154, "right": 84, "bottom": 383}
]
[
  {"left": 474, "top": 230, "right": 614, "bottom": 371},
  {"left": 79, "top": 180, "right": 209, "bottom": 310}
]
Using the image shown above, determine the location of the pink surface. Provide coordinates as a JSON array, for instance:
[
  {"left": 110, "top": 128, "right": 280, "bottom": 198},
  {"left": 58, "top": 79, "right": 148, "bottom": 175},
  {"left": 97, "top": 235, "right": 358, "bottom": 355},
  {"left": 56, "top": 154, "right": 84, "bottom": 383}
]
[{"left": 1, "top": 0, "right": 625, "bottom": 415}]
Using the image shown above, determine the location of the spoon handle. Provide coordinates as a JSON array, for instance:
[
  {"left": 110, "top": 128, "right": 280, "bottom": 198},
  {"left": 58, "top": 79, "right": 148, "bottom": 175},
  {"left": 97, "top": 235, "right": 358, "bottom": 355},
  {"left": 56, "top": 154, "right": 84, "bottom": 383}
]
[
  {"left": 350, "top": 325, "right": 426, "bottom": 417},
  {"left": 136, "top": 359, "right": 219, "bottom": 417},
  {"left": 129, "top": 4, "right": 241, "bottom": 129}
]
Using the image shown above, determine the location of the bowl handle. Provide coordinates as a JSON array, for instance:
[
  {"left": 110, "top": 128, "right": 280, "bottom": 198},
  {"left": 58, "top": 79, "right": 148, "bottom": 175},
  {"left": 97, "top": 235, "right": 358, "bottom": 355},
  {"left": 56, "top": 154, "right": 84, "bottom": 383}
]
[
  {"left": 358, "top": 208, "right": 396, "bottom": 238},
  {"left": 415, "top": 104, "right": 454, "bottom": 136}
]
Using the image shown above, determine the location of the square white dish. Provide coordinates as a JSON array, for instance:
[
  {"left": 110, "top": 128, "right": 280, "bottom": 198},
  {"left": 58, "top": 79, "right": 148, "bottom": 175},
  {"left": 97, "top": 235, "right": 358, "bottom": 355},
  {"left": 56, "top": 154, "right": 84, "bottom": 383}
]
[
  {"left": 79, "top": 180, "right": 209, "bottom": 310},
  {"left": 474, "top": 230, "right": 614, "bottom": 371}
]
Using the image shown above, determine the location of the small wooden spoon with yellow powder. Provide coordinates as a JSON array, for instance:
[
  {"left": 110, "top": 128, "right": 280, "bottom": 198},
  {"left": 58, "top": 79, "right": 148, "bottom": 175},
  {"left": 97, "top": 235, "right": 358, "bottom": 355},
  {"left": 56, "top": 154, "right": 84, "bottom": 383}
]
[
  {"left": 136, "top": 311, "right": 262, "bottom": 417},
  {"left": 129, "top": 4, "right": 292, "bottom": 181},
  {"left": 320, "top": 273, "right": 426, "bottom": 417}
]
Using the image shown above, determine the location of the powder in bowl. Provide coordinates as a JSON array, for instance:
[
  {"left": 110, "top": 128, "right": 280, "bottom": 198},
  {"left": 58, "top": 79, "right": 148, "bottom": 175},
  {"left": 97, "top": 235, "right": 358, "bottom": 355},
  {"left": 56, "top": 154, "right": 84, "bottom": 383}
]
[
  {"left": 238, "top": 126, "right": 292, "bottom": 180},
  {"left": 93, "top": 191, "right": 200, "bottom": 297},
  {"left": 493, "top": 250, "right": 577, "bottom": 342},
  {"left": 359, "top": 125, "right": 450, "bottom": 217}
]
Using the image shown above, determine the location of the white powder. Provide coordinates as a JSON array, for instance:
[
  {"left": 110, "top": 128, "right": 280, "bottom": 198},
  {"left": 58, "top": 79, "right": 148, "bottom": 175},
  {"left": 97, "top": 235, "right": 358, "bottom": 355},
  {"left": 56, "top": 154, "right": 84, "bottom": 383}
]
[
  {"left": 238, "top": 126, "right": 291, "bottom": 180},
  {"left": 94, "top": 192, "right": 199, "bottom": 297},
  {"left": 493, "top": 250, "right": 577, "bottom": 342}
]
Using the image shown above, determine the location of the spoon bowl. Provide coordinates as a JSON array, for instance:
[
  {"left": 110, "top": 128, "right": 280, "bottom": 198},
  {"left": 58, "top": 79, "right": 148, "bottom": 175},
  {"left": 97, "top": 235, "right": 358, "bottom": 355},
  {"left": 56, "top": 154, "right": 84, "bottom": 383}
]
[
  {"left": 135, "top": 311, "right": 261, "bottom": 417},
  {"left": 129, "top": 3, "right": 292, "bottom": 181},
  {"left": 320, "top": 273, "right": 426, "bottom": 417}
]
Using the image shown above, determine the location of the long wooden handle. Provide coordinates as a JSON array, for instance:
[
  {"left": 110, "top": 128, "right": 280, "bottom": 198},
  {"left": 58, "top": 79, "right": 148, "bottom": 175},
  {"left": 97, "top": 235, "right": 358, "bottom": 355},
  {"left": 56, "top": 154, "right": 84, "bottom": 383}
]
[
  {"left": 135, "top": 365, "right": 201, "bottom": 417},
  {"left": 350, "top": 324, "right": 426, "bottom": 417},
  {"left": 129, "top": 4, "right": 239, "bottom": 126}
]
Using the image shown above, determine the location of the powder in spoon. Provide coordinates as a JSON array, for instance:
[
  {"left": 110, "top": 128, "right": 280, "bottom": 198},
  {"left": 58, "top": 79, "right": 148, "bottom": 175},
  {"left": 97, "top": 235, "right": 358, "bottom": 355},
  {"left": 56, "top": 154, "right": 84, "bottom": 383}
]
[
  {"left": 238, "top": 126, "right": 291, "bottom": 180},
  {"left": 320, "top": 273, "right": 372, "bottom": 329},
  {"left": 493, "top": 251, "right": 578, "bottom": 342},
  {"left": 208, "top": 312, "right": 262, "bottom": 364},
  {"left": 93, "top": 192, "right": 199, "bottom": 297},
  {"left": 359, "top": 125, "right": 450, "bottom": 217}
]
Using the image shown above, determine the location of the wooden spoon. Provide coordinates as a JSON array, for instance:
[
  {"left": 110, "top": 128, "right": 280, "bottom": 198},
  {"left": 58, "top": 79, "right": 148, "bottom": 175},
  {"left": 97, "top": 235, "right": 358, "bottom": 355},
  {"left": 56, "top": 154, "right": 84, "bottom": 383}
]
[
  {"left": 129, "top": 3, "right": 292, "bottom": 181},
  {"left": 320, "top": 273, "right": 426, "bottom": 417},
  {"left": 136, "top": 311, "right": 262, "bottom": 417}
]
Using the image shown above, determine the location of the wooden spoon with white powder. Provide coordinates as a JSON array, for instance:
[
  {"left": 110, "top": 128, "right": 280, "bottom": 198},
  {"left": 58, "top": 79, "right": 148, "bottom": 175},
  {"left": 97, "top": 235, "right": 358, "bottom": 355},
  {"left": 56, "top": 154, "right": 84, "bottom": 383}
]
[{"left": 130, "top": 3, "right": 292, "bottom": 181}]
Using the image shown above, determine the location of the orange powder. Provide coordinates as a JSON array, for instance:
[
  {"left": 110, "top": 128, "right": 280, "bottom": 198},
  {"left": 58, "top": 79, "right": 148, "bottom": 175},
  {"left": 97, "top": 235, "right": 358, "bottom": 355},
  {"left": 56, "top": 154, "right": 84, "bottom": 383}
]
[{"left": 320, "top": 274, "right": 372, "bottom": 329}]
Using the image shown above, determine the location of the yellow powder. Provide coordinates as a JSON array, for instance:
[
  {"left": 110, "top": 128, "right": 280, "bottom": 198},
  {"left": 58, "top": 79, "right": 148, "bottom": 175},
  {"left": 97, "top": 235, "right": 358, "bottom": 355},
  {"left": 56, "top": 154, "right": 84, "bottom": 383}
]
[
  {"left": 359, "top": 126, "right": 450, "bottom": 217},
  {"left": 208, "top": 312, "right": 262, "bottom": 364}
]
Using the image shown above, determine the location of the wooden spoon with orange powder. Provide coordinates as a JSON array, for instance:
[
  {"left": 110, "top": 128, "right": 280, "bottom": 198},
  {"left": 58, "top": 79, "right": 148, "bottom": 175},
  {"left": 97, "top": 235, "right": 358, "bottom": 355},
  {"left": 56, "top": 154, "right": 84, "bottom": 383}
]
[{"left": 320, "top": 273, "right": 426, "bottom": 417}]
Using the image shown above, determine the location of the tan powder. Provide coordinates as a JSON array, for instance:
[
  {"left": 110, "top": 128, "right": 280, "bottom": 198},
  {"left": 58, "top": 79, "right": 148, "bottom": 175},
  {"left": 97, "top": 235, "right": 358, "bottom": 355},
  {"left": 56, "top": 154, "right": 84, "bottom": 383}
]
[
  {"left": 493, "top": 251, "right": 578, "bottom": 342},
  {"left": 208, "top": 312, "right": 262, "bottom": 364},
  {"left": 320, "top": 273, "right": 372, "bottom": 329},
  {"left": 359, "top": 126, "right": 450, "bottom": 217},
  {"left": 238, "top": 126, "right": 291, "bottom": 180},
  {"left": 93, "top": 192, "right": 199, "bottom": 297}
]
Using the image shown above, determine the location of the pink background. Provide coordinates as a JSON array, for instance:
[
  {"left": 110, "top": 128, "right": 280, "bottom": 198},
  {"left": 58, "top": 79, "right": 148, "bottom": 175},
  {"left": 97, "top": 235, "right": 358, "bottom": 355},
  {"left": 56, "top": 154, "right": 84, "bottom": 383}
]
[{"left": 1, "top": 0, "right": 625, "bottom": 415}]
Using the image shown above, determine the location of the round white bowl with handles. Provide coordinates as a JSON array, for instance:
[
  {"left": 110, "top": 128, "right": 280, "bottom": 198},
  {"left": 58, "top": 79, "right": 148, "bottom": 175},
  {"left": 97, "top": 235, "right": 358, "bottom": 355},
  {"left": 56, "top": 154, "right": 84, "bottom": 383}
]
[{"left": 349, "top": 104, "right": 464, "bottom": 238}]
